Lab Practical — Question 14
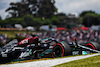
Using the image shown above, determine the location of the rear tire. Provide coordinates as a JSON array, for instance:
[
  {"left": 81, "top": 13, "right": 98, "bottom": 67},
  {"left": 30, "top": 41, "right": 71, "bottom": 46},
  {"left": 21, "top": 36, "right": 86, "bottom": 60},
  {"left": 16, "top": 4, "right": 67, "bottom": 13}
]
[{"left": 52, "top": 41, "right": 72, "bottom": 58}]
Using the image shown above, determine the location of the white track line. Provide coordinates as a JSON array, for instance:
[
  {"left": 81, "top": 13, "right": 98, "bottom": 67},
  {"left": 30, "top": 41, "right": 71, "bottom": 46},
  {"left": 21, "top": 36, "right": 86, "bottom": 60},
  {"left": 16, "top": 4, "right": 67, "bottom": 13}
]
[{"left": 0, "top": 53, "right": 100, "bottom": 67}]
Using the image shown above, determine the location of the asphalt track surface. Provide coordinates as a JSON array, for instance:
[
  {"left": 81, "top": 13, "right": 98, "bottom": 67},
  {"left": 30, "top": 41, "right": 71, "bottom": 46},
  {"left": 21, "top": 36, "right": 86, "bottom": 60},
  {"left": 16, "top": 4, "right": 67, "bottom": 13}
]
[{"left": 0, "top": 53, "right": 100, "bottom": 67}]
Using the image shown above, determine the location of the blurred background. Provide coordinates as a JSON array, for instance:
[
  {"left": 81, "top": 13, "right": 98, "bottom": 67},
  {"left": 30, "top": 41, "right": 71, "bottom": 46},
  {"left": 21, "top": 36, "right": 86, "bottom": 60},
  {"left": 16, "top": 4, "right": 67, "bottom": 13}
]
[{"left": 0, "top": 0, "right": 100, "bottom": 47}]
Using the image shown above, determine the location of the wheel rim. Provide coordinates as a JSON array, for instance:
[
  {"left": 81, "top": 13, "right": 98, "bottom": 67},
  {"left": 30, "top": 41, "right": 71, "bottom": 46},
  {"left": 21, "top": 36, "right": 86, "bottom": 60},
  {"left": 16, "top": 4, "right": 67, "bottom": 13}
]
[
  {"left": 53, "top": 45, "right": 62, "bottom": 57},
  {"left": 52, "top": 43, "right": 64, "bottom": 58}
]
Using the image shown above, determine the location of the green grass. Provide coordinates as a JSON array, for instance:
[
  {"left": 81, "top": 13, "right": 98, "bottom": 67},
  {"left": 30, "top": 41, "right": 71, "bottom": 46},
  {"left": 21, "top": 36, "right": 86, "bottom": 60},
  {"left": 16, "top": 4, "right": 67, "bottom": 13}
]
[
  {"left": 0, "top": 30, "right": 34, "bottom": 38},
  {"left": 54, "top": 55, "right": 100, "bottom": 67}
]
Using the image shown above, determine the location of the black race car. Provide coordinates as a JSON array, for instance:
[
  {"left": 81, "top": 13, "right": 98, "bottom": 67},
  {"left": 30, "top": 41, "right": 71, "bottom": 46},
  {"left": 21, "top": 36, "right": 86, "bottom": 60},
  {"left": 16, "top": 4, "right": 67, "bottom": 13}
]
[{"left": 0, "top": 37, "right": 57, "bottom": 63}]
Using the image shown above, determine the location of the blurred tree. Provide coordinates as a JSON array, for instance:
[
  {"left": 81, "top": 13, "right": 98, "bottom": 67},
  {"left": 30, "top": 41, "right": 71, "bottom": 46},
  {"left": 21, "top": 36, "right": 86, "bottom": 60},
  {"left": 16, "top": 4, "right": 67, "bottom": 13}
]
[
  {"left": 6, "top": 0, "right": 57, "bottom": 18},
  {"left": 3, "top": 17, "right": 26, "bottom": 27},
  {"left": 6, "top": 2, "right": 18, "bottom": 18},
  {"left": 57, "top": 13, "right": 69, "bottom": 27},
  {"left": 37, "top": 0, "right": 57, "bottom": 18},
  {"left": 34, "top": 18, "right": 42, "bottom": 26},
  {"left": 43, "top": 19, "right": 52, "bottom": 25},
  {"left": 16, "top": 18, "right": 26, "bottom": 27},
  {"left": 6, "top": 2, "right": 31, "bottom": 18},
  {"left": 57, "top": 12, "right": 66, "bottom": 16},
  {"left": 3, "top": 18, "right": 14, "bottom": 25},
  {"left": 51, "top": 16, "right": 59, "bottom": 25},
  {"left": 22, "top": 15, "right": 34, "bottom": 26},
  {"left": 80, "top": 10, "right": 95, "bottom": 17},
  {"left": 97, "top": 15, "right": 100, "bottom": 25},
  {"left": 0, "top": 16, "right": 3, "bottom": 27},
  {"left": 0, "top": 16, "right": 2, "bottom": 20},
  {"left": 80, "top": 11, "right": 99, "bottom": 27}
]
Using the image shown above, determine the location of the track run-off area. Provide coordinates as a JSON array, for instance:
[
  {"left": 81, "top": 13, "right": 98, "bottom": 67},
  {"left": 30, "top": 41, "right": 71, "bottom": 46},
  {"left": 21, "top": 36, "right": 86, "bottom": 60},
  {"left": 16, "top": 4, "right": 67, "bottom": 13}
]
[{"left": 0, "top": 53, "right": 100, "bottom": 67}]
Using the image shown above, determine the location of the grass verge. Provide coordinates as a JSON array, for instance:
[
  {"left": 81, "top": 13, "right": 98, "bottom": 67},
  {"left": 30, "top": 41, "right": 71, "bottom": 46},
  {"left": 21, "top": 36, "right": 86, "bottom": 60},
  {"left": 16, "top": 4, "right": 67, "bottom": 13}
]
[
  {"left": 0, "top": 30, "right": 34, "bottom": 38},
  {"left": 54, "top": 55, "right": 100, "bottom": 67}
]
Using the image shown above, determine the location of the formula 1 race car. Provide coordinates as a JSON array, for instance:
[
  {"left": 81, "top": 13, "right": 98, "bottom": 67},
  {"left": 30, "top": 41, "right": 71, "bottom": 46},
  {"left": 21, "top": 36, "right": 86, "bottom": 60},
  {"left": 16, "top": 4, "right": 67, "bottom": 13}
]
[
  {"left": 0, "top": 35, "right": 100, "bottom": 63},
  {"left": 0, "top": 35, "right": 57, "bottom": 63}
]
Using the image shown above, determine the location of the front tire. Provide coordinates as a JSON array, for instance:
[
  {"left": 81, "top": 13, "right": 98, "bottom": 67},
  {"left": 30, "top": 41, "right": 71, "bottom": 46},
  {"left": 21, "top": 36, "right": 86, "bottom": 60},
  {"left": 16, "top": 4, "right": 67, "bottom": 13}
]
[{"left": 85, "top": 42, "right": 100, "bottom": 51}]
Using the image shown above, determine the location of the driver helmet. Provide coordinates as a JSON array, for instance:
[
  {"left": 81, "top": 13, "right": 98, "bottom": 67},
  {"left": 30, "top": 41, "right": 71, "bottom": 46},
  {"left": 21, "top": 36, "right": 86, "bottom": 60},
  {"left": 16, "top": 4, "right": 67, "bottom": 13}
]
[{"left": 31, "top": 34, "right": 36, "bottom": 37}]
